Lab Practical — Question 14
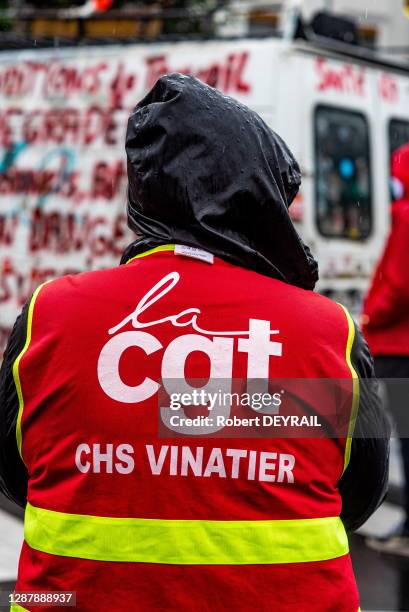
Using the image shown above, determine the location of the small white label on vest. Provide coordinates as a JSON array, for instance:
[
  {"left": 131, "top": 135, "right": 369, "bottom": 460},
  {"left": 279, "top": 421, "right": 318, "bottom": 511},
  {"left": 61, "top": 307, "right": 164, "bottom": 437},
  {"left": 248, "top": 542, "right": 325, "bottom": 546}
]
[{"left": 174, "top": 245, "right": 214, "bottom": 264}]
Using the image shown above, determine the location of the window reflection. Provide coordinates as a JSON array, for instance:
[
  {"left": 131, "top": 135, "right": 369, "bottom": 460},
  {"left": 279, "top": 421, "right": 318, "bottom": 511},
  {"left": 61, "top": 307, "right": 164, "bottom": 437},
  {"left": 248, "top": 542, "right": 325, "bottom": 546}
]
[{"left": 315, "top": 107, "right": 372, "bottom": 240}]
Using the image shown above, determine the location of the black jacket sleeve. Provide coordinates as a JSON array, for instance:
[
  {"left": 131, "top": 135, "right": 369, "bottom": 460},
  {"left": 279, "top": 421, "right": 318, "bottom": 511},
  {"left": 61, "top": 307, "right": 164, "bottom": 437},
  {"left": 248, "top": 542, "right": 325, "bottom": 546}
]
[
  {"left": 339, "top": 322, "right": 391, "bottom": 532},
  {"left": 0, "top": 302, "right": 30, "bottom": 508}
]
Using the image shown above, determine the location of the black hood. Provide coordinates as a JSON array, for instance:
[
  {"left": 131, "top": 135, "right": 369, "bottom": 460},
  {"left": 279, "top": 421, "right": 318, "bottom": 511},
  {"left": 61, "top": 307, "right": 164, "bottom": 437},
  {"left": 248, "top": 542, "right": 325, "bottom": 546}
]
[{"left": 123, "top": 73, "right": 318, "bottom": 290}]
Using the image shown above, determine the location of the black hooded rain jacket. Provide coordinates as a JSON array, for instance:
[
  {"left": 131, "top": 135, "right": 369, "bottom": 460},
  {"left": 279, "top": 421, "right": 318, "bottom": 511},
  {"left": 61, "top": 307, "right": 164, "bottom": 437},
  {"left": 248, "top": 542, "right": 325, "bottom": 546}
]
[{"left": 0, "top": 73, "right": 390, "bottom": 531}]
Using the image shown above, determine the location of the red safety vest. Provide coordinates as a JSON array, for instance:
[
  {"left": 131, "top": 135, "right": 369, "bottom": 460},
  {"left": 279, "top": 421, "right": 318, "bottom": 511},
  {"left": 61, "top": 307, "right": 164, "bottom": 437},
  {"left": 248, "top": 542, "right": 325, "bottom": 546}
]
[{"left": 13, "top": 245, "right": 359, "bottom": 612}]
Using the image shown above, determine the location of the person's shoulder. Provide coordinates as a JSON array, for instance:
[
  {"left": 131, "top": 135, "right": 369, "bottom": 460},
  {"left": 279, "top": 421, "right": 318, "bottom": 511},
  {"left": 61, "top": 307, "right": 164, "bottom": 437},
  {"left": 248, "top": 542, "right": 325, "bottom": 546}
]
[
  {"left": 266, "top": 272, "right": 340, "bottom": 306},
  {"left": 392, "top": 198, "right": 409, "bottom": 223},
  {"left": 35, "top": 265, "right": 123, "bottom": 304},
  {"left": 244, "top": 267, "right": 346, "bottom": 321},
  {"left": 295, "top": 283, "right": 349, "bottom": 321}
]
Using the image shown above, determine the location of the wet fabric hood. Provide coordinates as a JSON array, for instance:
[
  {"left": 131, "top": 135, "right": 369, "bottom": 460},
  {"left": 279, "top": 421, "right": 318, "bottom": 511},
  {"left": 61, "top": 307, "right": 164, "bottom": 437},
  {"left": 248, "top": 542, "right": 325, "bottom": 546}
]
[{"left": 124, "top": 73, "right": 318, "bottom": 290}]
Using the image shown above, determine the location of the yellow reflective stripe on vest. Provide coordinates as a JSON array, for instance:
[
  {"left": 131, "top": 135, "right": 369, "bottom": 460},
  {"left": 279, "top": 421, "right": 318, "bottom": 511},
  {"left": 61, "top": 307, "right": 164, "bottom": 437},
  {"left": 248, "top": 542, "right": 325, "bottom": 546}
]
[
  {"left": 10, "top": 605, "right": 28, "bottom": 612},
  {"left": 126, "top": 244, "right": 175, "bottom": 264},
  {"left": 13, "top": 282, "right": 49, "bottom": 463},
  {"left": 338, "top": 304, "right": 360, "bottom": 473},
  {"left": 24, "top": 502, "right": 348, "bottom": 565}
]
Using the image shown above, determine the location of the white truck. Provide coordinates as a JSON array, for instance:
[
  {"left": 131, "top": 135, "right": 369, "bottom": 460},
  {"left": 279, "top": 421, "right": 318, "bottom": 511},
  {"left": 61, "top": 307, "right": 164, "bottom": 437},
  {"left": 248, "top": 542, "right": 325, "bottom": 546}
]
[{"left": 1, "top": 36, "right": 409, "bottom": 351}]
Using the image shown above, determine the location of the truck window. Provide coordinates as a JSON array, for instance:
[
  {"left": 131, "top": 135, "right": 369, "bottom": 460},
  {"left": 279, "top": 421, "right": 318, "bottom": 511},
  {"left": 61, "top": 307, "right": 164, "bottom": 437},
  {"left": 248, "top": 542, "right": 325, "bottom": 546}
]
[
  {"left": 389, "top": 119, "right": 409, "bottom": 156},
  {"left": 314, "top": 106, "right": 372, "bottom": 240}
]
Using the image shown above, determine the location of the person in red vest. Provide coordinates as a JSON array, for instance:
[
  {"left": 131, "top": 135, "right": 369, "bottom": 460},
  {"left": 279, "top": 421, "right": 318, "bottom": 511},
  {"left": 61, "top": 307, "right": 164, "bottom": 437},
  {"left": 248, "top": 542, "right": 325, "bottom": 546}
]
[
  {"left": 362, "top": 142, "right": 409, "bottom": 555},
  {"left": 0, "top": 74, "right": 389, "bottom": 611}
]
